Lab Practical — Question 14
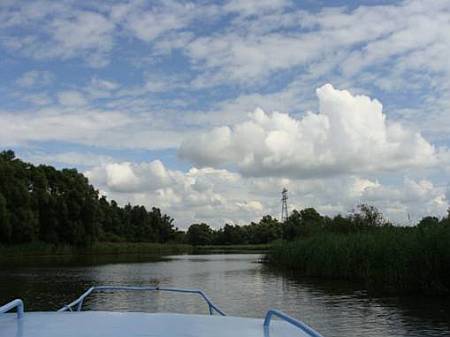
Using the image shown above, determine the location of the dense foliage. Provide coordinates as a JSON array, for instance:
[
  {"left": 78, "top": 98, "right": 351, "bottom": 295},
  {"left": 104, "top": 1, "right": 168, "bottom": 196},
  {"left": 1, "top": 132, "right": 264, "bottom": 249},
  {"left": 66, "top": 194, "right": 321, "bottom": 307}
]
[
  {"left": 184, "top": 205, "right": 389, "bottom": 246},
  {"left": 269, "top": 206, "right": 450, "bottom": 295},
  {"left": 0, "top": 151, "right": 181, "bottom": 246},
  {"left": 185, "top": 215, "right": 282, "bottom": 245}
]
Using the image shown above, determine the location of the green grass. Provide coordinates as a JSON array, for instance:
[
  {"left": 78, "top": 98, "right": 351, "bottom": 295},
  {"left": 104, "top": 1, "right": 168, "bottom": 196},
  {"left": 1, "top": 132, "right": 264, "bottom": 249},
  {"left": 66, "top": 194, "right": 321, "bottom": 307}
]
[
  {"left": 0, "top": 241, "right": 192, "bottom": 258},
  {"left": 267, "top": 225, "right": 450, "bottom": 295}
]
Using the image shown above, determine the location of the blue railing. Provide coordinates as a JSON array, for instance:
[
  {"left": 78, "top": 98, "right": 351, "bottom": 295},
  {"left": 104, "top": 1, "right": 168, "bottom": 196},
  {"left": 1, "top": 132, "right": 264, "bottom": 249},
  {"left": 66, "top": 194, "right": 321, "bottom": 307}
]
[
  {"left": 264, "top": 309, "right": 324, "bottom": 337},
  {"left": 0, "top": 299, "right": 24, "bottom": 319},
  {"left": 57, "top": 286, "right": 226, "bottom": 316}
]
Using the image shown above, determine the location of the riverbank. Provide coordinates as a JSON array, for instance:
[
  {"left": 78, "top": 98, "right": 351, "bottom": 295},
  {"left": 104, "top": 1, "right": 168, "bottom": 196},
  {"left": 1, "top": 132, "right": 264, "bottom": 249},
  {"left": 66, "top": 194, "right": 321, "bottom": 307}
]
[
  {"left": 0, "top": 242, "right": 272, "bottom": 260},
  {"left": 193, "top": 243, "right": 271, "bottom": 253},
  {"left": 0, "top": 242, "right": 193, "bottom": 259},
  {"left": 267, "top": 224, "right": 450, "bottom": 296}
]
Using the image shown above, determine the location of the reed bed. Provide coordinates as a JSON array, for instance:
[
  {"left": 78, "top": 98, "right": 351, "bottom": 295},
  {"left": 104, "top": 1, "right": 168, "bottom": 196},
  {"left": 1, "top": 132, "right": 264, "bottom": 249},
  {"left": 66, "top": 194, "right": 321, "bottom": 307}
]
[{"left": 268, "top": 224, "right": 450, "bottom": 295}]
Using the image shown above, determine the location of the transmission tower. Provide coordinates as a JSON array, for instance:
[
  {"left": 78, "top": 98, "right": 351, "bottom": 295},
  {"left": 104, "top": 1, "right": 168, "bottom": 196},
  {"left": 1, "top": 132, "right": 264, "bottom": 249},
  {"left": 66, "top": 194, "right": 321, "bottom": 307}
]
[{"left": 281, "top": 188, "right": 288, "bottom": 222}]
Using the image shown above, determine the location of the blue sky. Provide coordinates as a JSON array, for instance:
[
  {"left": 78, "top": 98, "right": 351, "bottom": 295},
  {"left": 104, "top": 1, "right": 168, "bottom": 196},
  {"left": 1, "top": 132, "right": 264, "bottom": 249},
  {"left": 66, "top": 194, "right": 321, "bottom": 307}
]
[{"left": 1, "top": 0, "right": 450, "bottom": 227}]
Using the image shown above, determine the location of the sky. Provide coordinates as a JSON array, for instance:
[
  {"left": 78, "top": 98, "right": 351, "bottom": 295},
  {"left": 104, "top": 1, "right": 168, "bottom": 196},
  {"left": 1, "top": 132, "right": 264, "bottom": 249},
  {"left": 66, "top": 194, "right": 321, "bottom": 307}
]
[{"left": 1, "top": 0, "right": 450, "bottom": 228}]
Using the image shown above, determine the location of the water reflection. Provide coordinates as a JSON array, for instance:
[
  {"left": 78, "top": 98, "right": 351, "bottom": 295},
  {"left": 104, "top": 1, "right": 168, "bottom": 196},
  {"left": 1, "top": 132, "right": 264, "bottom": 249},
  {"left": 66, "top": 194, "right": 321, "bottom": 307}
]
[{"left": 0, "top": 254, "right": 449, "bottom": 337}]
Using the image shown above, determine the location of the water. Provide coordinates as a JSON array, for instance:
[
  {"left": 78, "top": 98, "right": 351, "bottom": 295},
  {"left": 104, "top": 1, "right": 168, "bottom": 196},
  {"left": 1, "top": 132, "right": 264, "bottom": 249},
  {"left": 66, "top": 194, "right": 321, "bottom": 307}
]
[{"left": 1, "top": 253, "right": 449, "bottom": 337}]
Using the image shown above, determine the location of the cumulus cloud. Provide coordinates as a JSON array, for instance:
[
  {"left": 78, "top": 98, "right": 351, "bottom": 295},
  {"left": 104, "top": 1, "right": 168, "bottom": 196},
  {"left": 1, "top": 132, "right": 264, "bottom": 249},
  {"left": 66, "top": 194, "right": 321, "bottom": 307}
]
[
  {"left": 180, "top": 84, "right": 437, "bottom": 178},
  {"left": 83, "top": 157, "right": 448, "bottom": 228},
  {"left": 87, "top": 161, "right": 171, "bottom": 193},
  {"left": 359, "top": 178, "right": 448, "bottom": 223},
  {"left": 85, "top": 161, "right": 266, "bottom": 226}
]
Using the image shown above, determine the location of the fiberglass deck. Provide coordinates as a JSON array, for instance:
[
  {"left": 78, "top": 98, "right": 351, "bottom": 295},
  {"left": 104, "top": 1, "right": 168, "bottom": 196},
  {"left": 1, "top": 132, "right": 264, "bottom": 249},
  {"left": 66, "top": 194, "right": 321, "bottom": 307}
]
[{"left": 0, "top": 311, "right": 309, "bottom": 337}]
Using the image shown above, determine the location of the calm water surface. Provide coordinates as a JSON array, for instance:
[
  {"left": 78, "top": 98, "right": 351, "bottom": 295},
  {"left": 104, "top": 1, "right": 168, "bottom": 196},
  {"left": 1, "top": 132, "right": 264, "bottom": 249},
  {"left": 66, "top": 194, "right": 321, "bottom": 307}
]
[{"left": 1, "top": 253, "right": 449, "bottom": 337}]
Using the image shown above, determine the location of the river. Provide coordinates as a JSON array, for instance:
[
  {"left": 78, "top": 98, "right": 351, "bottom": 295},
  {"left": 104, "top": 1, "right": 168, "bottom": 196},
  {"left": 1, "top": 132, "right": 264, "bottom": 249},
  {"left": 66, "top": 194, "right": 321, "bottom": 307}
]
[{"left": 1, "top": 253, "right": 449, "bottom": 337}]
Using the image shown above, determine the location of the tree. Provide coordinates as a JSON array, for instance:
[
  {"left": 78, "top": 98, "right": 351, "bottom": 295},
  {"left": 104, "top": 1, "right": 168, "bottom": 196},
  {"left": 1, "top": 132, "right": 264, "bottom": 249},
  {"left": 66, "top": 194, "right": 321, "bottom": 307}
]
[
  {"left": 0, "top": 150, "right": 177, "bottom": 246},
  {"left": 351, "top": 204, "right": 386, "bottom": 228},
  {"left": 282, "top": 208, "right": 324, "bottom": 240},
  {"left": 247, "top": 215, "right": 281, "bottom": 244},
  {"left": 418, "top": 216, "right": 440, "bottom": 229},
  {"left": 222, "top": 224, "right": 246, "bottom": 245},
  {"left": 186, "top": 223, "right": 214, "bottom": 245},
  {"left": 0, "top": 193, "right": 11, "bottom": 242},
  {"left": 326, "top": 214, "right": 354, "bottom": 233}
]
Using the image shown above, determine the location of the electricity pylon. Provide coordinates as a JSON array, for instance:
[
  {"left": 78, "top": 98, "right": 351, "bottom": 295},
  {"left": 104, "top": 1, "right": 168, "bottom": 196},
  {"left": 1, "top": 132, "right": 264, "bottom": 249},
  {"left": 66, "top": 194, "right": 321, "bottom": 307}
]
[{"left": 281, "top": 188, "right": 288, "bottom": 222}]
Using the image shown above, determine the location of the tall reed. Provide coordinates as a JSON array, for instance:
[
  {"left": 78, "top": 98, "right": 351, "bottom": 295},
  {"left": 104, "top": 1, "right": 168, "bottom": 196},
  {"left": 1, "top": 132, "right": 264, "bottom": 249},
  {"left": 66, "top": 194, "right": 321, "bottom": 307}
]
[{"left": 268, "top": 224, "right": 450, "bottom": 295}]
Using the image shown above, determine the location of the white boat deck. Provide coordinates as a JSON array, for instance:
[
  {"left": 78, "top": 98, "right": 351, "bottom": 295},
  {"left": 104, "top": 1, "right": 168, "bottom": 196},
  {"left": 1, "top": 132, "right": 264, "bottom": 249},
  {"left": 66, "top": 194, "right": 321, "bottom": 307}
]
[{"left": 0, "top": 311, "right": 308, "bottom": 337}]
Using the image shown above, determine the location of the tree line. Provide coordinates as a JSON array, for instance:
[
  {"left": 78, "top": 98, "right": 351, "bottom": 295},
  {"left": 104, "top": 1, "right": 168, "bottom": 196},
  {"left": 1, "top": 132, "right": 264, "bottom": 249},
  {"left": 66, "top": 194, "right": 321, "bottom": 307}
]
[
  {"left": 2, "top": 150, "right": 449, "bottom": 256},
  {"left": 185, "top": 204, "right": 403, "bottom": 245},
  {"left": 0, "top": 151, "right": 182, "bottom": 246}
]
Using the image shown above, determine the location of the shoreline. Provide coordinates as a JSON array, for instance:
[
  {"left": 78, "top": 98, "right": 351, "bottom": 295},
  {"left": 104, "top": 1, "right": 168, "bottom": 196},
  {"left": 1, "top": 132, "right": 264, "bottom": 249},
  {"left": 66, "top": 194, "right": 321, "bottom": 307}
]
[
  {"left": 0, "top": 242, "right": 192, "bottom": 259},
  {"left": 0, "top": 242, "right": 270, "bottom": 259}
]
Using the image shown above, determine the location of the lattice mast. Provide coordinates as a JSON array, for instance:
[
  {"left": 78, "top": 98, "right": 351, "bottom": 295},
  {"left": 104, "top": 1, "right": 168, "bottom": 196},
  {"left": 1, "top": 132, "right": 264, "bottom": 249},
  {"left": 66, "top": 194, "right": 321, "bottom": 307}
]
[{"left": 281, "top": 188, "right": 288, "bottom": 222}]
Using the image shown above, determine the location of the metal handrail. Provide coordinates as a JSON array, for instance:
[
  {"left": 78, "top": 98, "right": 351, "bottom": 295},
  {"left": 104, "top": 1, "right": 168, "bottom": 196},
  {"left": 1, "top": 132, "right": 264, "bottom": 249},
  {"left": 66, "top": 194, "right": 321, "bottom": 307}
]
[
  {"left": 0, "top": 299, "right": 24, "bottom": 319},
  {"left": 58, "top": 286, "right": 226, "bottom": 316},
  {"left": 263, "top": 309, "right": 324, "bottom": 337}
]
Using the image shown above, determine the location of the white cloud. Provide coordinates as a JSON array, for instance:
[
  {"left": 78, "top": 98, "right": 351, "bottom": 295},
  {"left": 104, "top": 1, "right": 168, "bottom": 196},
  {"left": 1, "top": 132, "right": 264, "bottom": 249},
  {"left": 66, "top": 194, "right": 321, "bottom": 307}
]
[
  {"left": 16, "top": 70, "right": 53, "bottom": 87},
  {"left": 359, "top": 178, "right": 448, "bottom": 223},
  {"left": 85, "top": 162, "right": 267, "bottom": 227},
  {"left": 224, "top": 0, "right": 291, "bottom": 17},
  {"left": 1, "top": 3, "right": 115, "bottom": 67},
  {"left": 22, "top": 93, "right": 52, "bottom": 106},
  {"left": 47, "top": 11, "right": 114, "bottom": 67},
  {"left": 124, "top": 3, "right": 194, "bottom": 42},
  {"left": 180, "top": 84, "right": 437, "bottom": 178},
  {"left": 84, "top": 77, "right": 120, "bottom": 99},
  {"left": 87, "top": 161, "right": 171, "bottom": 193},
  {"left": 89, "top": 77, "right": 119, "bottom": 91},
  {"left": 180, "top": 0, "right": 450, "bottom": 108},
  {"left": 112, "top": 1, "right": 219, "bottom": 48},
  {"left": 0, "top": 107, "right": 131, "bottom": 147},
  {"left": 58, "top": 91, "right": 87, "bottom": 106},
  {"left": 84, "top": 157, "right": 448, "bottom": 228},
  {"left": 0, "top": 105, "right": 187, "bottom": 151},
  {"left": 21, "top": 151, "right": 114, "bottom": 167}
]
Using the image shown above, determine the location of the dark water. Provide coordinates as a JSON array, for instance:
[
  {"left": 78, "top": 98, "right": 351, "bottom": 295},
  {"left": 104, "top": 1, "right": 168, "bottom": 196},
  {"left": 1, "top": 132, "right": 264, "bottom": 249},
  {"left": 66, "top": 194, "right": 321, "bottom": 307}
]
[{"left": 1, "top": 253, "right": 449, "bottom": 337}]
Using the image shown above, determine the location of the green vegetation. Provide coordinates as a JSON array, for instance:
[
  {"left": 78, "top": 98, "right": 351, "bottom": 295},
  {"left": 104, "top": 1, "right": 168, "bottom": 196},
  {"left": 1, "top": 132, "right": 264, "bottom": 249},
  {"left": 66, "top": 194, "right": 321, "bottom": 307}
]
[
  {"left": 268, "top": 206, "right": 450, "bottom": 295},
  {"left": 193, "top": 243, "right": 272, "bottom": 253},
  {"left": 0, "top": 150, "right": 183, "bottom": 247},
  {"left": 0, "top": 150, "right": 282, "bottom": 256},
  {"left": 185, "top": 215, "right": 282, "bottom": 246},
  {"left": 0, "top": 242, "right": 192, "bottom": 258}
]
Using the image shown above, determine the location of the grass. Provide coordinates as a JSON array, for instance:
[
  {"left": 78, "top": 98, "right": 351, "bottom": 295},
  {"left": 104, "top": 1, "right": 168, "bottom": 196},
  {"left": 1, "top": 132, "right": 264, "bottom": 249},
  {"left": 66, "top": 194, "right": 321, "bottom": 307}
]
[
  {"left": 267, "top": 225, "right": 450, "bottom": 295},
  {"left": 0, "top": 241, "right": 192, "bottom": 259}
]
